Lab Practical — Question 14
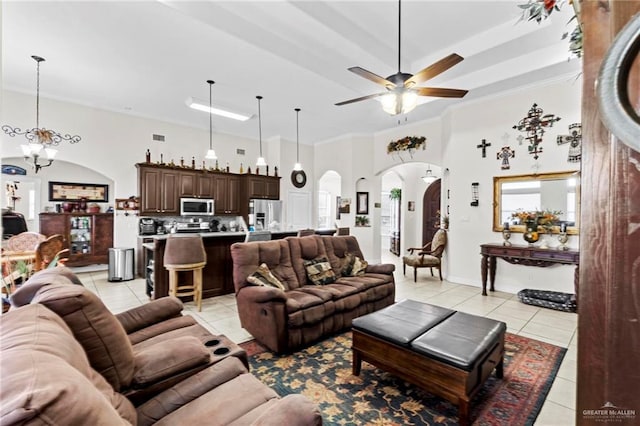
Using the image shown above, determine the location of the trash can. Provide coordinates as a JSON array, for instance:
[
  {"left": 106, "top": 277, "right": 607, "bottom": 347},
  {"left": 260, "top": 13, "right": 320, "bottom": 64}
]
[{"left": 108, "top": 247, "right": 134, "bottom": 282}]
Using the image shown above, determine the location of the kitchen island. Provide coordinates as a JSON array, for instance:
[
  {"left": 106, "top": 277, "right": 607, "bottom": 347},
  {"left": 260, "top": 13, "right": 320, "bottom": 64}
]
[{"left": 142, "top": 232, "right": 246, "bottom": 300}]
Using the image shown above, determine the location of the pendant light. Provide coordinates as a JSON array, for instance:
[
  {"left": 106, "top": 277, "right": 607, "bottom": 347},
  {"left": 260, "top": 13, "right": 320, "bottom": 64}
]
[
  {"left": 422, "top": 166, "right": 437, "bottom": 184},
  {"left": 2, "top": 55, "right": 81, "bottom": 173},
  {"left": 256, "top": 95, "right": 267, "bottom": 167},
  {"left": 293, "top": 108, "right": 302, "bottom": 171},
  {"left": 204, "top": 80, "right": 217, "bottom": 160}
]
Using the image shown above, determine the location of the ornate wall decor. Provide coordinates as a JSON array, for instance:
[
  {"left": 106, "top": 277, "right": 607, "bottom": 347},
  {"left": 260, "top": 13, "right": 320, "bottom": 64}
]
[
  {"left": 477, "top": 139, "right": 492, "bottom": 158},
  {"left": 387, "top": 136, "right": 426, "bottom": 162},
  {"left": 497, "top": 146, "right": 515, "bottom": 170},
  {"left": 557, "top": 123, "right": 582, "bottom": 163},
  {"left": 512, "top": 103, "right": 561, "bottom": 160}
]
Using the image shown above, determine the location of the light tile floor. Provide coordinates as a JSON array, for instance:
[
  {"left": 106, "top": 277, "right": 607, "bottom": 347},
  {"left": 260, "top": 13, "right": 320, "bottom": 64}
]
[{"left": 76, "top": 253, "right": 577, "bottom": 426}]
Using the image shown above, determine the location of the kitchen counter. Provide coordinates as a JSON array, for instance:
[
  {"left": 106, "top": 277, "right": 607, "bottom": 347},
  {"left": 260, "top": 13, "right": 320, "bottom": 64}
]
[{"left": 140, "top": 232, "right": 248, "bottom": 300}]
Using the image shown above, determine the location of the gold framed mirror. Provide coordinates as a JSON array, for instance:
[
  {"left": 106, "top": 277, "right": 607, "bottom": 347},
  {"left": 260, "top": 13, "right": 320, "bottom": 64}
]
[{"left": 493, "top": 171, "right": 580, "bottom": 234}]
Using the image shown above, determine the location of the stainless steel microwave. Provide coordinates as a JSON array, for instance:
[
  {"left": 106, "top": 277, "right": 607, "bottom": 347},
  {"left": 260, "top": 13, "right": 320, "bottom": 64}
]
[{"left": 180, "top": 198, "right": 214, "bottom": 216}]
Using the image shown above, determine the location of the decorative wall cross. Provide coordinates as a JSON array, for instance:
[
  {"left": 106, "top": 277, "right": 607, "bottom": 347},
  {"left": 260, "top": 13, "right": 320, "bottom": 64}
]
[
  {"left": 512, "top": 103, "right": 561, "bottom": 160},
  {"left": 556, "top": 123, "right": 582, "bottom": 163},
  {"left": 497, "top": 146, "right": 515, "bottom": 170},
  {"left": 476, "top": 139, "right": 492, "bottom": 158}
]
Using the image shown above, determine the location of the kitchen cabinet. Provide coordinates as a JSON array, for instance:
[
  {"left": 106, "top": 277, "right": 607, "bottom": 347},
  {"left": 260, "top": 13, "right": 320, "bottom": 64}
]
[
  {"left": 39, "top": 213, "right": 114, "bottom": 266},
  {"left": 137, "top": 165, "right": 179, "bottom": 215},
  {"left": 178, "top": 172, "right": 196, "bottom": 197},
  {"left": 196, "top": 174, "right": 214, "bottom": 198},
  {"left": 246, "top": 175, "right": 280, "bottom": 200},
  {"left": 213, "top": 174, "right": 242, "bottom": 215}
]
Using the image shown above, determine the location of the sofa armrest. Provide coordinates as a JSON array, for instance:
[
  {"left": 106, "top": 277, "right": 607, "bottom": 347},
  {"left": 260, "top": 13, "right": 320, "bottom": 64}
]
[
  {"left": 116, "top": 296, "right": 184, "bottom": 334},
  {"left": 365, "top": 263, "right": 396, "bottom": 274},
  {"left": 251, "top": 394, "right": 322, "bottom": 426},
  {"left": 136, "top": 357, "right": 248, "bottom": 426},
  {"left": 132, "top": 336, "right": 211, "bottom": 387},
  {"left": 238, "top": 285, "right": 288, "bottom": 304}
]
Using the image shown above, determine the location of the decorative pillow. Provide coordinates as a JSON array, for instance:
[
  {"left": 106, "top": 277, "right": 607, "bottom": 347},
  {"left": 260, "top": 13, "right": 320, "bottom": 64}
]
[
  {"left": 303, "top": 257, "right": 336, "bottom": 285},
  {"left": 341, "top": 252, "right": 368, "bottom": 277},
  {"left": 247, "top": 263, "right": 285, "bottom": 291}
]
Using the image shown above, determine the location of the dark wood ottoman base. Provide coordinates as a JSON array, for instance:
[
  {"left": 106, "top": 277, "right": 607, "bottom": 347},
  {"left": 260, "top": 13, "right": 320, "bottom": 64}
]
[{"left": 352, "top": 302, "right": 505, "bottom": 426}]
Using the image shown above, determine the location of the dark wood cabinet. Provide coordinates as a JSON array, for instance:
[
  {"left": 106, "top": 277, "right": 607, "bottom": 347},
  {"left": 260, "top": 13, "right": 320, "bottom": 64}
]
[
  {"left": 138, "top": 165, "right": 179, "bottom": 215},
  {"left": 246, "top": 175, "right": 280, "bottom": 199},
  {"left": 137, "top": 164, "right": 278, "bottom": 218},
  {"left": 213, "top": 174, "right": 242, "bottom": 215},
  {"left": 39, "top": 213, "right": 114, "bottom": 266}
]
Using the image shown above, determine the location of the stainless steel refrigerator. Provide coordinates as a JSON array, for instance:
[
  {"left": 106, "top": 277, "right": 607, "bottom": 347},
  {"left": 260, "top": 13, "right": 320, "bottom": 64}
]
[{"left": 249, "top": 199, "right": 283, "bottom": 231}]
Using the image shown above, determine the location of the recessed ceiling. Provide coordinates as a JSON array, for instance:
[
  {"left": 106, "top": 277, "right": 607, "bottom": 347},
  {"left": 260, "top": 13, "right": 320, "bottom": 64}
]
[{"left": 1, "top": 1, "right": 581, "bottom": 144}]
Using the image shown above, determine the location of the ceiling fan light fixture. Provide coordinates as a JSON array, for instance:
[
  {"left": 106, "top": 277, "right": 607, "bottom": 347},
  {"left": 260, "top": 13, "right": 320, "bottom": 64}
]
[{"left": 381, "top": 89, "right": 418, "bottom": 115}]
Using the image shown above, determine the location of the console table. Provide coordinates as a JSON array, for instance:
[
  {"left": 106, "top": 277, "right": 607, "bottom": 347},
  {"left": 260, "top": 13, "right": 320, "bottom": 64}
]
[{"left": 480, "top": 243, "right": 580, "bottom": 297}]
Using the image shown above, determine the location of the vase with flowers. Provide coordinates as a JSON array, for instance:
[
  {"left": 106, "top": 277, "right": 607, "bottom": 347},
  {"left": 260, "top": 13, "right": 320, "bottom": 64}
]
[{"left": 511, "top": 209, "right": 562, "bottom": 247}]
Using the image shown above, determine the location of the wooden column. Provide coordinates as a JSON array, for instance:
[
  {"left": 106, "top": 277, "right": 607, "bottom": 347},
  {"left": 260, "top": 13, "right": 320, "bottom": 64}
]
[{"left": 578, "top": 1, "right": 640, "bottom": 422}]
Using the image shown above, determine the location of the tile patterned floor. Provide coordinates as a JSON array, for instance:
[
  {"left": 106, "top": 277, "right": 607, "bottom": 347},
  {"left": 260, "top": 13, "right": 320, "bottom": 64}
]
[{"left": 76, "top": 253, "right": 577, "bottom": 426}]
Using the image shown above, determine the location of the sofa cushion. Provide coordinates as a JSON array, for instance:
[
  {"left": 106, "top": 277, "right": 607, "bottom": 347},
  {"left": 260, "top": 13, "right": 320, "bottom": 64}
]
[
  {"left": 303, "top": 257, "right": 336, "bottom": 285},
  {"left": 9, "top": 266, "right": 83, "bottom": 307},
  {"left": 322, "top": 235, "right": 366, "bottom": 277},
  {"left": 341, "top": 252, "right": 368, "bottom": 277},
  {"left": 287, "top": 235, "right": 330, "bottom": 287},
  {"left": 231, "top": 239, "right": 299, "bottom": 292},
  {"left": 30, "top": 283, "right": 135, "bottom": 392},
  {"left": 0, "top": 304, "right": 136, "bottom": 425},
  {"left": 132, "top": 336, "right": 211, "bottom": 386},
  {"left": 115, "top": 296, "right": 184, "bottom": 335},
  {"left": 247, "top": 263, "right": 286, "bottom": 290}
]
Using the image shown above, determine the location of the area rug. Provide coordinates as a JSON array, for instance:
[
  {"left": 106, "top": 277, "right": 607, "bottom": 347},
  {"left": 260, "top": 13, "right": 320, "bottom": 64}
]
[{"left": 240, "top": 332, "right": 566, "bottom": 425}]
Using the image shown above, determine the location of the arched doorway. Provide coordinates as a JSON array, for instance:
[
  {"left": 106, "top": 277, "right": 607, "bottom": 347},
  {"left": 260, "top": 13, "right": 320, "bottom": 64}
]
[
  {"left": 317, "top": 170, "right": 341, "bottom": 228},
  {"left": 422, "top": 179, "right": 441, "bottom": 245}
]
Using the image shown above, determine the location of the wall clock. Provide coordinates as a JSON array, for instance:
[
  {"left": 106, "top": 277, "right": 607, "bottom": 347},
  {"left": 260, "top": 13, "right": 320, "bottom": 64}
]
[{"left": 291, "top": 170, "right": 307, "bottom": 188}]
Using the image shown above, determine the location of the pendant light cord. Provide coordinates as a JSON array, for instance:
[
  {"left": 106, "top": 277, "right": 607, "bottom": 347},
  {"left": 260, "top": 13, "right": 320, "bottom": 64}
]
[
  {"left": 32, "top": 56, "right": 45, "bottom": 130},
  {"left": 295, "top": 108, "right": 300, "bottom": 163},
  {"left": 207, "top": 80, "right": 214, "bottom": 150},
  {"left": 257, "top": 96, "right": 263, "bottom": 156},
  {"left": 397, "top": 0, "right": 401, "bottom": 74}
]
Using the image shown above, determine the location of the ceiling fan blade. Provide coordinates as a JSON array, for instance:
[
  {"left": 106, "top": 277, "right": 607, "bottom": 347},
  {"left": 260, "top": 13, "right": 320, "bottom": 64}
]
[
  {"left": 335, "top": 92, "right": 387, "bottom": 106},
  {"left": 405, "top": 53, "right": 464, "bottom": 87},
  {"left": 416, "top": 87, "right": 468, "bottom": 98},
  {"left": 348, "top": 67, "right": 396, "bottom": 88}
]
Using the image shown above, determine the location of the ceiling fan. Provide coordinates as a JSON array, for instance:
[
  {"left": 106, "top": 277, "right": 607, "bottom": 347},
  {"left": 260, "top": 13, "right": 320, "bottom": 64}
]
[{"left": 335, "top": 0, "right": 468, "bottom": 115}]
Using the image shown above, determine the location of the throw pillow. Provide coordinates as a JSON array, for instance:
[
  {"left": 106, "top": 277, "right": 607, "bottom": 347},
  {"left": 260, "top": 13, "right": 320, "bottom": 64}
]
[
  {"left": 341, "top": 252, "right": 368, "bottom": 277},
  {"left": 303, "top": 257, "right": 336, "bottom": 285},
  {"left": 247, "top": 263, "right": 285, "bottom": 291}
]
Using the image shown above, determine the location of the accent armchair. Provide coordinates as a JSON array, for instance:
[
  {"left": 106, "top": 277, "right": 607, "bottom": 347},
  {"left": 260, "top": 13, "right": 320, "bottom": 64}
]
[{"left": 402, "top": 229, "right": 447, "bottom": 281}]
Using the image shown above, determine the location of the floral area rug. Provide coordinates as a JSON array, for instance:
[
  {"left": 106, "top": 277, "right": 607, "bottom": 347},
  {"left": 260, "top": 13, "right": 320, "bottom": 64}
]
[{"left": 240, "top": 332, "right": 566, "bottom": 425}]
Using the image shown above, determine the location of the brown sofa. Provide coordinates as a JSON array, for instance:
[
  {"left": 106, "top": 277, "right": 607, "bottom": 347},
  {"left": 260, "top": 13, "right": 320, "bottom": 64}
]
[
  {"left": 1, "top": 267, "right": 322, "bottom": 425},
  {"left": 231, "top": 235, "right": 395, "bottom": 353}
]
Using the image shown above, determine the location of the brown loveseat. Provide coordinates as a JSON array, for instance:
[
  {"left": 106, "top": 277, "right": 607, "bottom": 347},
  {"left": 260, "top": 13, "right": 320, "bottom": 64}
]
[
  {"left": 230, "top": 235, "right": 395, "bottom": 353},
  {"left": 1, "top": 267, "right": 322, "bottom": 425}
]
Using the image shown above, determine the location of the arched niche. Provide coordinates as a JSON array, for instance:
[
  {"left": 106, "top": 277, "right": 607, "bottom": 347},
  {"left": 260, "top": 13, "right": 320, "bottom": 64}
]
[{"left": 317, "top": 170, "right": 341, "bottom": 228}]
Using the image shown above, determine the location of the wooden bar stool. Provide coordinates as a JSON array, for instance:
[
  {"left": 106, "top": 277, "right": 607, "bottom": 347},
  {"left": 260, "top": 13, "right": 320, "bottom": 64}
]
[{"left": 163, "top": 235, "right": 206, "bottom": 311}]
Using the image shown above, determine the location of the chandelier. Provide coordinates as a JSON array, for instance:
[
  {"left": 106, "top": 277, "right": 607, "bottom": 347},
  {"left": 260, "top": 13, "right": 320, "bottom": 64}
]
[
  {"left": 2, "top": 55, "right": 81, "bottom": 173},
  {"left": 421, "top": 167, "right": 437, "bottom": 184}
]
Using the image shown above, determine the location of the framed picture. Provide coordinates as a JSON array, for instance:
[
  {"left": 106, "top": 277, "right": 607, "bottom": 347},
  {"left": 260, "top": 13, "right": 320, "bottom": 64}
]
[
  {"left": 408, "top": 201, "right": 415, "bottom": 211},
  {"left": 339, "top": 197, "right": 351, "bottom": 214},
  {"left": 48, "top": 181, "right": 109, "bottom": 202},
  {"left": 356, "top": 192, "right": 369, "bottom": 215}
]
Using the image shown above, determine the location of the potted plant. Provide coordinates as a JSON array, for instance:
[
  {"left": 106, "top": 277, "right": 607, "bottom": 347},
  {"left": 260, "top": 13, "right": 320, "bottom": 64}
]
[
  {"left": 355, "top": 216, "right": 369, "bottom": 227},
  {"left": 389, "top": 188, "right": 401, "bottom": 200}
]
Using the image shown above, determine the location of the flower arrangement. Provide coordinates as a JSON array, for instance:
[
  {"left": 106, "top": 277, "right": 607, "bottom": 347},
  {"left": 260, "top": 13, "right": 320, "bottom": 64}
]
[
  {"left": 387, "top": 136, "right": 426, "bottom": 159},
  {"left": 511, "top": 209, "right": 562, "bottom": 232},
  {"left": 517, "top": 0, "right": 583, "bottom": 58}
]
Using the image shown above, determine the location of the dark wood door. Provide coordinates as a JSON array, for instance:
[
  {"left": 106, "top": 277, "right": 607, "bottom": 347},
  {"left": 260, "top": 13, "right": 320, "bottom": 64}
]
[
  {"left": 39, "top": 213, "right": 69, "bottom": 247},
  {"left": 578, "top": 3, "right": 640, "bottom": 422},
  {"left": 93, "top": 214, "right": 114, "bottom": 259},
  {"left": 160, "top": 171, "right": 179, "bottom": 214},
  {"left": 179, "top": 172, "right": 196, "bottom": 197},
  {"left": 139, "top": 167, "right": 162, "bottom": 215},
  {"left": 197, "top": 174, "right": 214, "bottom": 198},
  {"left": 422, "top": 179, "right": 441, "bottom": 245}
]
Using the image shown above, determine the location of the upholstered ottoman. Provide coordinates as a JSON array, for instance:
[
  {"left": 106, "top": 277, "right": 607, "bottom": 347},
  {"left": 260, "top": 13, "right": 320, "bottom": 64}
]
[{"left": 352, "top": 299, "right": 506, "bottom": 426}]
